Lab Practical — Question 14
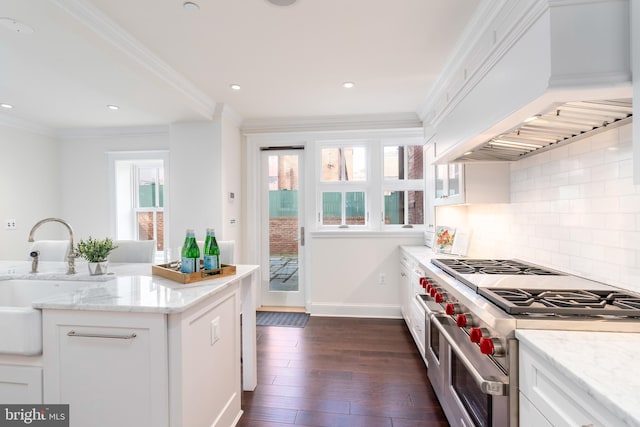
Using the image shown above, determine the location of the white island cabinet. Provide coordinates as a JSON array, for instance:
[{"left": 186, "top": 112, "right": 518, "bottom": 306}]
[{"left": 31, "top": 264, "right": 259, "bottom": 427}]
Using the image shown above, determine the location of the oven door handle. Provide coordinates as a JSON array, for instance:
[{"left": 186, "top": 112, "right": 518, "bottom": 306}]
[{"left": 430, "top": 313, "right": 508, "bottom": 396}]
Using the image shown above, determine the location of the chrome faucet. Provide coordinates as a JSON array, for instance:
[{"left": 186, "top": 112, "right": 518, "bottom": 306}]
[{"left": 28, "top": 218, "right": 76, "bottom": 274}]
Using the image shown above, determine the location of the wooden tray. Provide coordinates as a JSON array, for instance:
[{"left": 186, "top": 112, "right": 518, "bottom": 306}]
[{"left": 152, "top": 261, "right": 237, "bottom": 284}]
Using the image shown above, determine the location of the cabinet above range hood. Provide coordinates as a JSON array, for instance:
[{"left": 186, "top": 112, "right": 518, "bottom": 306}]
[{"left": 420, "top": 0, "right": 633, "bottom": 164}]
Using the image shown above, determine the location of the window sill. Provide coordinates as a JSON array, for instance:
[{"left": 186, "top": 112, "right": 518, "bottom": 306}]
[{"left": 310, "top": 229, "right": 425, "bottom": 239}]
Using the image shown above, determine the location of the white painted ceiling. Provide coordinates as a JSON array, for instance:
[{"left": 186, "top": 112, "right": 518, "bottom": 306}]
[{"left": 0, "top": 0, "right": 480, "bottom": 131}]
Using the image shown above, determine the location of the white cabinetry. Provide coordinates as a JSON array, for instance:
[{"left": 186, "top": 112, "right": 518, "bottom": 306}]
[
  {"left": 434, "top": 162, "right": 510, "bottom": 206},
  {"left": 0, "top": 364, "right": 42, "bottom": 403},
  {"left": 519, "top": 341, "right": 624, "bottom": 427},
  {"left": 43, "top": 311, "right": 168, "bottom": 427},
  {"left": 399, "top": 249, "right": 426, "bottom": 364},
  {"left": 43, "top": 284, "right": 242, "bottom": 427}
]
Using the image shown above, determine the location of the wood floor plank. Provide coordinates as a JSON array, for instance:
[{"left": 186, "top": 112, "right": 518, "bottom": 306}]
[{"left": 238, "top": 317, "right": 449, "bottom": 427}]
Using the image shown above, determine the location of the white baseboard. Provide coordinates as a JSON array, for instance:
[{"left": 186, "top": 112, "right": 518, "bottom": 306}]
[{"left": 309, "top": 303, "right": 402, "bottom": 318}]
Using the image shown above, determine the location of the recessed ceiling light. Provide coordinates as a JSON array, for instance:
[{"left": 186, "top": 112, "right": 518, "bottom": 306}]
[
  {"left": 0, "top": 18, "right": 34, "bottom": 35},
  {"left": 267, "top": 0, "right": 297, "bottom": 6},
  {"left": 342, "top": 82, "right": 355, "bottom": 89},
  {"left": 107, "top": 105, "right": 120, "bottom": 110},
  {"left": 0, "top": 103, "right": 14, "bottom": 109},
  {"left": 183, "top": 2, "right": 200, "bottom": 12},
  {"left": 230, "top": 84, "right": 241, "bottom": 91}
]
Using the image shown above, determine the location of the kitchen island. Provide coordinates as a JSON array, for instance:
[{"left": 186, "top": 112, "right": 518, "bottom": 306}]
[{"left": 0, "top": 260, "right": 259, "bottom": 427}]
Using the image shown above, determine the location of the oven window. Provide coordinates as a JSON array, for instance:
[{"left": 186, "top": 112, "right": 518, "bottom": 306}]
[
  {"left": 429, "top": 321, "right": 439, "bottom": 361},
  {"left": 452, "top": 353, "right": 491, "bottom": 427}
]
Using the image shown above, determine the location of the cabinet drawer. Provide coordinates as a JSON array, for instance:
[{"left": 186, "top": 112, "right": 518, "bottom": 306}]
[{"left": 519, "top": 345, "right": 624, "bottom": 427}]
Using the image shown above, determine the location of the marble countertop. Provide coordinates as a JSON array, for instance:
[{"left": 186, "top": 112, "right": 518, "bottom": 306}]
[
  {"left": 516, "top": 329, "right": 640, "bottom": 427},
  {"left": 0, "top": 261, "right": 259, "bottom": 314}
]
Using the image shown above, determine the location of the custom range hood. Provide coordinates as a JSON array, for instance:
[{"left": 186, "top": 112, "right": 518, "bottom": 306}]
[
  {"left": 459, "top": 98, "right": 632, "bottom": 161},
  {"left": 421, "top": 0, "right": 633, "bottom": 164}
]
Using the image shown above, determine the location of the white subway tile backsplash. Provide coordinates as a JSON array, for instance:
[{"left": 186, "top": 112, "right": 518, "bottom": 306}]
[
  {"left": 454, "top": 124, "right": 638, "bottom": 291},
  {"left": 500, "top": 123, "right": 640, "bottom": 291}
]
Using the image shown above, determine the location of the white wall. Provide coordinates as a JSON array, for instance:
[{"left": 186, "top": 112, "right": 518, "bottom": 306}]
[
  {"left": 220, "top": 113, "right": 242, "bottom": 262},
  {"left": 169, "top": 122, "right": 222, "bottom": 251},
  {"left": 309, "top": 234, "right": 423, "bottom": 317},
  {"left": 59, "top": 128, "right": 170, "bottom": 241},
  {"left": 0, "top": 126, "right": 62, "bottom": 259}
]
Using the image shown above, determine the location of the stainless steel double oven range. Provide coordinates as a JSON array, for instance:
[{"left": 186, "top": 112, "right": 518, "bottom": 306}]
[{"left": 415, "top": 258, "right": 640, "bottom": 427}]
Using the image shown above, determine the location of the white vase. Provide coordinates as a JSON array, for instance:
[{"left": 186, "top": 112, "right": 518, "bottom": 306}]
[{"left": 88, "top": 261, "right": 109, "bottom": 275}]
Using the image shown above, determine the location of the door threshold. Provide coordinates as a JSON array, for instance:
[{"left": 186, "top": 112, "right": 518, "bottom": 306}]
[{"left": 257, "top": 306, "right": 307, "bottom": 313}]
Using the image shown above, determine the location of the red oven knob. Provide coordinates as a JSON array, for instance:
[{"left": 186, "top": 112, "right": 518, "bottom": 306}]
[
  {"left": 456, "top": 313, "right": 475, "bottom": 328},
  {"left": 479, "top": 337, "right": 504, "bottom": 356},
  {"left": 434, "top": 292, "right": 444, "bottom": 303},
  {"left": 429, "top": 287, "right": 438, "bottom": 298},
  {"left": 426, "top": 283, "right": 433, "bottom": 293},
  {"left": 445, "top": 303, "right": 458, "bottom": 316},
  {"left": 455, "top": 314, "right": 467, "bottom": 327},
  {"left": 469, "top": 327, "right": 483, "bottom": 343}
]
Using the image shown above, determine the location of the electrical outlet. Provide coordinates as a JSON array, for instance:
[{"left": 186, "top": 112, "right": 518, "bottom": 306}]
[
  {"left": 5, "top": 219, "right": 16, "bottom": 230},
  {"left": 379, "top": 273, "right": 386, "bottom": 285}
]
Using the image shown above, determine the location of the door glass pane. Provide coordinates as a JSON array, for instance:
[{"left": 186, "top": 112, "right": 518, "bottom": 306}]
[
  {"left": 345, "top": 192, "right": 365, "bottom": 225},
  {"left": 322, "top": 192, "right": 342, "bottom": 225},
  {"left": 269, "top": 154, "right": 299, "bottom": 292}
]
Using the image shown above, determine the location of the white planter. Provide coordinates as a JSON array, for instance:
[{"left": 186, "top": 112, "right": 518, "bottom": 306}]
[{"left": 88, "top": 261, "right": 109, "bottom": 275}]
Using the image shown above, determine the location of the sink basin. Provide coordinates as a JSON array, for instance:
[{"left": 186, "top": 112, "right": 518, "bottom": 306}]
[{"left": 0, "top": 279, "right": 93, "bottom": 355}]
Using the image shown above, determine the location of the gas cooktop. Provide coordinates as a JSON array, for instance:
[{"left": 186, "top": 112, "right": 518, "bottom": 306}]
[
  {"left": 432, "top": 258, "right": 563, "bottom": 276},
  {"left": 478, "top": 288, "right": 640, "bottom": 317}
]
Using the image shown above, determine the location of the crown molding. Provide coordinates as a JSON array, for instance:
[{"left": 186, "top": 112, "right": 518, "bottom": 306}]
[
  {"left": 50, "top": 0, "right": 217, "bottom": 119},
  {"left": 0, "top": 113, "right": 56, "bottom": 137},
  {"left": 241, "top": 112, "right": 422, "bottom": 135},
  {"left": 56, "top": 125, "right": 170, "bottom": 140}
]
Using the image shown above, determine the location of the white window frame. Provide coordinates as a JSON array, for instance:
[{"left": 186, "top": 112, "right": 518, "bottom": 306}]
[
  {"left": 381, "top": 138, "right": 425, "bottom": 230},
  {"left": 107, "top": 151, "right": 170, "bottom": 260},
  {"left": 316, "top": 141, "right": 371, "bottom": 229}
]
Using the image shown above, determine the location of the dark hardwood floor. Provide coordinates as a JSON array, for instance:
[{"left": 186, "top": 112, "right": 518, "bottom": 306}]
[{"left": 238, "top": 316, "right": 449, "bottom": 427}]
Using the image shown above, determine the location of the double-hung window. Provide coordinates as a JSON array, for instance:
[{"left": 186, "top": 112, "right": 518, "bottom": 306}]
[
  {"left": 318, "top": 143, "right": 368, "bottom": 228},
  {"left": 382, "top": 142, "right": 424, "bottom": 229}
]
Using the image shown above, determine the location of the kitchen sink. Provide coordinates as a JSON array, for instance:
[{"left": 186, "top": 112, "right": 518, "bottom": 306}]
[{"left": 0, "top": 279, "right": 94, "bottom": 355}]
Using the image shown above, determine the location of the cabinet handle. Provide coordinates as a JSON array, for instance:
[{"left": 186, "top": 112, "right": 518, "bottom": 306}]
[{"left": 67, "top": 330, "right": 137, "bottom": 340}]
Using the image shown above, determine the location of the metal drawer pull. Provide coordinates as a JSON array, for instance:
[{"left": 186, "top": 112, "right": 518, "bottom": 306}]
[{"left": 67, "top": 330, "right": 137, "bottom": 340}]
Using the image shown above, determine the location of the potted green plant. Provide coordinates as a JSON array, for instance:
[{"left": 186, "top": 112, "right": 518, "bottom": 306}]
[{"left": 75, "top": 236, "right": 118, "bottom": 275}]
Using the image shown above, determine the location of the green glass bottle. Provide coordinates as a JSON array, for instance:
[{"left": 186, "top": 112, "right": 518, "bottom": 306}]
[
  {"left": 203, "top": 228, "right": 220, "bottom": 270},
  {"left": 180, "top": 229, "right": 200, "bottom": 273}
]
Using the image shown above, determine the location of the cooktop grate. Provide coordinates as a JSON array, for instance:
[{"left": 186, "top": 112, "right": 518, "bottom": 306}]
[{"left": 479, "top": 288, "right": 640, "bottom": 317}]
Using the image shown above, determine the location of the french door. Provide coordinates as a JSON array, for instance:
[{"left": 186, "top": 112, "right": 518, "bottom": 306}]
[{"left": 260, "top": 148, "right": 305, "bottom": 308}]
